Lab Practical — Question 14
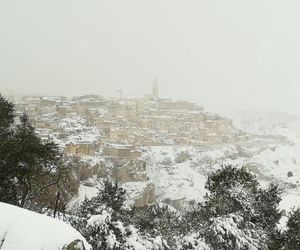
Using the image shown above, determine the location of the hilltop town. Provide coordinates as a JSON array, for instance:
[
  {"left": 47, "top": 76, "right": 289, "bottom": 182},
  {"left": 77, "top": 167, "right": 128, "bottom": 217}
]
[
  {"left": 14, "top": 79, "right": 246, "bottom": 160},
  {"left": 2, "top": 82, "right": 300, "bottom": 249},
  {"left": 9, "top": 79, "right": 296, "bottom": 210}
]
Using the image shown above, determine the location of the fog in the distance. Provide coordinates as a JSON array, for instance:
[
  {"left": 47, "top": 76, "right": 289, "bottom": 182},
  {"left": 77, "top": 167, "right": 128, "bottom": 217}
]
[{"left": 0, "top": 0, "right": 300, "bottom": 115}]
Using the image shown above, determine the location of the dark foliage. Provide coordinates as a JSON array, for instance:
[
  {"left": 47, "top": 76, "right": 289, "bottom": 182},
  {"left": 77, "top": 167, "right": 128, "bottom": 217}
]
[
  {"left": 0, "top": 95, "right": 71, "bottom": 214},
  {"left": 283, "top": 208, "right": 300, "bottom": 249},
  {"left": 127, "top": 204, "right": 181, "bottom": 248},
  {"left": 0, "top": 95, "right": 14, "bottom": 129},
  {"left": 184, "top": 165, "right": 283, "bottom": 249},
  {"left": 69, "top": 180, "right": 127, "bottom": 250},
  {"left": 205, "top": 165, "right": 260, "bottom": 217}
]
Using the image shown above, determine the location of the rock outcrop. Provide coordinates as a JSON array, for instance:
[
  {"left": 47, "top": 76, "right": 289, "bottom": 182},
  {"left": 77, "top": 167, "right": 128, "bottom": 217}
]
[
  {"left": 63, "top": 239, "right": 86, "bottom": 250},
  {"left": 133, "top": 183, "right": 155, "bottom": 207},
  {"left": 122, "top": 182, "right": 155, "bottom": 207},
  {"left": 112, "top": 159, "right": 148, "bottom": 183}
]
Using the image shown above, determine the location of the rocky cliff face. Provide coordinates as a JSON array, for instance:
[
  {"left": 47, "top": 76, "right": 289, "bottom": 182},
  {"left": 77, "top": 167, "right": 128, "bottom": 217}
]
[
  {"left": 63, "top": 240, "right": 87, "bottom": 250},
  {"left": 122, "top": 182, "right": 155, "bottom": 207},
  {"left": 110, "top": 159, "right": 155, "bottom": 207},
  {"left": 111, "top": 159, "right": 148, "bottom": 183},
  {"left": 132, "top": 183, "right": 155, "bottom": 207}
]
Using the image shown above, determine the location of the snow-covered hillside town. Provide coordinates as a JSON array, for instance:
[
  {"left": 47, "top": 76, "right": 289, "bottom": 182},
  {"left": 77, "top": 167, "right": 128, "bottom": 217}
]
[
  {"left": 2, "top": 82, "right": 300, "bottom": 249},
  {"left": 17, "top": 80, "right": 242, "bottom": 150},
  {"left": 8, "top": 81, "right": 299, "bottom": 210},
  {"left": 2, "top": 0, "right": 300, "bottom": 248}
]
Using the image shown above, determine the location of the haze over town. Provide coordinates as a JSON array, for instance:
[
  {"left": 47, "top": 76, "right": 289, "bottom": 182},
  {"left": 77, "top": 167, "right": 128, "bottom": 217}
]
[
  {"left": 1, "top": 1, "right": 300, "bottom": 249},
  {"left": 1, "top": 0, "right": 300, "bottom": 115}
]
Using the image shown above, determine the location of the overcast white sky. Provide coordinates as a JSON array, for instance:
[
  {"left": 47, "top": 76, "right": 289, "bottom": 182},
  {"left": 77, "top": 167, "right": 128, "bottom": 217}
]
[{"left": 0, "top": 0, "right": 300, "bottom": 115}]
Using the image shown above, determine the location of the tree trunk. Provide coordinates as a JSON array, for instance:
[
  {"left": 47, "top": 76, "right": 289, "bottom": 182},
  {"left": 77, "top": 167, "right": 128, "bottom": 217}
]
[
  {"left": 20, "top": 187, "right": 29, "bottom": 207},
  {"left": 53, "top": 191, "right": 60, "bottom": 218}
]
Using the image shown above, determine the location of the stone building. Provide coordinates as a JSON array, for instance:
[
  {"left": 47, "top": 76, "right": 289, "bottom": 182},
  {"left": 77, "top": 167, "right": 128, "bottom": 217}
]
[
  {"left": 105, "top": 144, "right": 142, "bottom": 159},
  {"left": 65, "top": 142, "right": 94, "bottom": 156}
]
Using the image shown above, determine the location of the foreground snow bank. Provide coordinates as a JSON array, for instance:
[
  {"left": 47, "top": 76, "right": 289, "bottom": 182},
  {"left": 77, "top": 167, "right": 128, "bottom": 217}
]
[{"left": 0, "top": 202, "right": 91, "bottom": 250}]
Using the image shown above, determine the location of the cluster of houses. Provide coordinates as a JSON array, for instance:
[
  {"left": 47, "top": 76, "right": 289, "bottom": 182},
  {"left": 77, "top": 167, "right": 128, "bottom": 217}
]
[{"left": 15, "top": 81, "right": 245, "bottom": 160}]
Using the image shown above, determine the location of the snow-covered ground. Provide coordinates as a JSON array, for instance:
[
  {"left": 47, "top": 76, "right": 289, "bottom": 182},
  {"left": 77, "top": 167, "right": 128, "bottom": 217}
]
[
  {"left": 143, "top": 146, "right": 237, "bottom": 208},
  {"left": 141, "top": 116, "right": 300, "bottom": 214},
  {"left": 271, "top": 121, "right": 300, "bottom": 212},
  {"left": 0, "top": 202, "right": 91, "bottom": 250},
  {"left": 68, "top": 110, "right": 300, "bottom": 222},
  {"left": 232, "top": 112, "right": 300, "bottom": 217}
]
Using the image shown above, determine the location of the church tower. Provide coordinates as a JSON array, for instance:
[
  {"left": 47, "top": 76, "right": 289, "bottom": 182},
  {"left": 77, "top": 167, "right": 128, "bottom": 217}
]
[{"left": 152, "top": 76, "right": 159, "bottom": 100}]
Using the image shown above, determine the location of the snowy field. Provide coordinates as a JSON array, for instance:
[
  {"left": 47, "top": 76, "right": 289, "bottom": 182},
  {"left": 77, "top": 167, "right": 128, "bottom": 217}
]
[{"left": 0, "top": 202, "right": 91, "bottom": 250}]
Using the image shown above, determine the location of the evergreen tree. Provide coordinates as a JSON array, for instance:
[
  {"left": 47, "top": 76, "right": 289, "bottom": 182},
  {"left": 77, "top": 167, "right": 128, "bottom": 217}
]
[
  {"left": 0, "top": 95, "right": 14, "bottom": 130},
  {"left": 0, "top": 95, "right": 70, "bottom": 212},
  {"left": 0, "top": 95, "right": 17, "bottom": 204},
  {"left": 185, "top": 165, "right": 282, "bottom": 249},
  {"left": 204, "top": 165, "right": 260, "bottom": 218},
  {"left": 254, "top": 182, "right": 282, "bottom": 230},
  {"left": 254, "top": 182, "right": 283, "bottom": 248},
  {"left": 70, "top": 179, "right": 127, "bottom": 249},
  {"left": 100, "top": 179, "right": 126, "bottom": 212},
  {"left": 128, "top": 204, "right": 180, "bottom": 249},
  {"left": 283, "top": 208, "right": 300, "bottom": 249}
]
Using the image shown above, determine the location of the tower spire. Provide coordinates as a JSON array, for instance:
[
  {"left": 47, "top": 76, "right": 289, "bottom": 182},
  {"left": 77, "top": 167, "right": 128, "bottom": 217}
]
[{"left": 152, "top": 76, "right": 158, "bottom": 100}]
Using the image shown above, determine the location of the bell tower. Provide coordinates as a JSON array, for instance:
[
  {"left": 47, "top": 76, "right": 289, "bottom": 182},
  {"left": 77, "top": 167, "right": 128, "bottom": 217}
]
[{"left": 152, "top": 76, "right": 158, "bottom": 100}]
